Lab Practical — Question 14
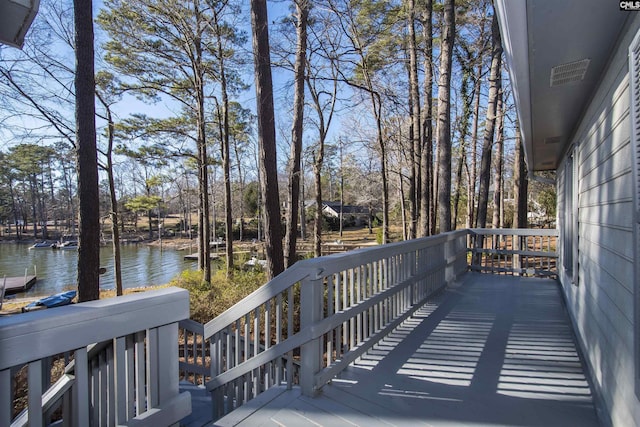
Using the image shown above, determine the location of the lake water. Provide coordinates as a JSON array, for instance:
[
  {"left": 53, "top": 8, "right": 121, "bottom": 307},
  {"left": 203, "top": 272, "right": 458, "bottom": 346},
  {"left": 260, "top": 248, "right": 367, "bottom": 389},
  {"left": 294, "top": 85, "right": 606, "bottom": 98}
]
[{"left": 0, "top": 243, "right": 196, "bottom": 297}]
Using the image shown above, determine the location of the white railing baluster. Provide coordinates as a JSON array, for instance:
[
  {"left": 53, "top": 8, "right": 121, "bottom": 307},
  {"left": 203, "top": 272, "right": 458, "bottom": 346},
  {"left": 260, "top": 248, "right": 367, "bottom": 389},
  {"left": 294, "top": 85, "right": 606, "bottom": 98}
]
[
  {"left": 342, "top": 270, "right": 348, "bottom": 354},
  {"left": 252, "top": 308, "right": 259, "bottom": 398},
  {"left": 147, "top": 327, "right": 159, "bottom": 409},
  {"left": 100, "top": 347, "right": 114, "bottom": 426},
  {"left": 264, "top": 299, "right": 272, "bottom": 388},
  {"left": 275, "top": 293, "right": 282, "bottom": 385},
  {"left": 134, "top": 331, "right": 145, "bottom": 417},
  {"left": 286, "top": 287, "right": 293, "bottom": 389},
  {"left": 327, "top": 274, "right": 334, "bottom": 365},
  {"left": 28, "top": 360, "right": 43, "bottom": 426},
  {"left": 334, "top": 273, "right": 341, "bottom": 360},
  {"left": 349, "top": 268, "right": 355, "bottom": 350},
  {"left": 114, "top": 336, "right": 127, "bottom": 424},
  {"left": 91, "top": 354, "right": 99, "bottom": 423},
  {"left": 356, "top": 265, "right": 362, "bottom": 346},
  {"left": 74, "top": 347, "right": 89, "bottom": 427}
]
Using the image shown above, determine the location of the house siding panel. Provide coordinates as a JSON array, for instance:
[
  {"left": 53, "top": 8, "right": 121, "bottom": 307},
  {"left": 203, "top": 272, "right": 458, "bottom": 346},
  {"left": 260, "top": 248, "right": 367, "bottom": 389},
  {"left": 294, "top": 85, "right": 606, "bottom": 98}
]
[
  {"left": 557, "top": 13, "right": 640, "bottom": 427},
  {"left": 579, "top": 200, "right": 634, "bottom": 231},
  {"left": 580, "top": 231, "right": 634, "bottom": 295}
]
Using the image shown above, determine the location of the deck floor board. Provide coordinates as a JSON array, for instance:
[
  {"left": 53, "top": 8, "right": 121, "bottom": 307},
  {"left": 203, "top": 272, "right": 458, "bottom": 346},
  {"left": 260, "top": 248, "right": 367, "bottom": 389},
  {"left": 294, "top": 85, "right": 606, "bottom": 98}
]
[{"left": 212, "top": 273, "right": 600, "bottom": 427}]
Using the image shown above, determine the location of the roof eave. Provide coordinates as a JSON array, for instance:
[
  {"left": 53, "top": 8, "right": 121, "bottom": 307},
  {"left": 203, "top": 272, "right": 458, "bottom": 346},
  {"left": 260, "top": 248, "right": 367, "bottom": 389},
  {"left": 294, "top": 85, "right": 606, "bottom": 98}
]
[
  {"left": 0, "top": 0, "right": 40, "bottom": 49},
  {"left": 494, "top": 0, "right": 535, "bottom": 175}
]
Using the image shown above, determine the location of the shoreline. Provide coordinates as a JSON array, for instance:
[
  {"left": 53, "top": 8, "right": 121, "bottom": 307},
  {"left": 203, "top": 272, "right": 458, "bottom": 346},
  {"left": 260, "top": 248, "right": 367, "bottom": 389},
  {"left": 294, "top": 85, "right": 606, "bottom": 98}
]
[{"left": 0, "top": 284, "right": 170, "bottom": 316}]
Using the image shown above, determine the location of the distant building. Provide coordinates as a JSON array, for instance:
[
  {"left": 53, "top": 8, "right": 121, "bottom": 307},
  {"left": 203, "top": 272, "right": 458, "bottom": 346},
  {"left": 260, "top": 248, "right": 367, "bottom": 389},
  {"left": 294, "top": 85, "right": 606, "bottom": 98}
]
[{"left": 322, "top": 202, "right": 371, "bottom": 227}]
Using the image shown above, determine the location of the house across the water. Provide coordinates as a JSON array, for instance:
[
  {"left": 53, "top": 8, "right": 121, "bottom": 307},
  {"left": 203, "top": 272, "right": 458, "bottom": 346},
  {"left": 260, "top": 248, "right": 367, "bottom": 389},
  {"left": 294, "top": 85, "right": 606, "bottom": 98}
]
[{"left": 321, "top": 201, "right": 372, "bottom": 227}]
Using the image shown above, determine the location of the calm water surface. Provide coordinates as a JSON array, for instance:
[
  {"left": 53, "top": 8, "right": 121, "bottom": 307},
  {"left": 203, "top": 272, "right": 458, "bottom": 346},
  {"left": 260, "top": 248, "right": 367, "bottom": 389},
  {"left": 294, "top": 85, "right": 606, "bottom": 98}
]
[{"left": 0, "top": 243, "right": 195, "bottom": 297}]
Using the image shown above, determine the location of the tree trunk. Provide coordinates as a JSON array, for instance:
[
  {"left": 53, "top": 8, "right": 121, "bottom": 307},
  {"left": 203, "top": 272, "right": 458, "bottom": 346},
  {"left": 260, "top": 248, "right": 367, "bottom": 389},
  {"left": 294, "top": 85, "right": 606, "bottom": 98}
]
[
  {"left": 251, "top": 0, "right": 285, "bottom": 279},
  {"left": 512, "top": 124, "right": 528, "bottom": 228},
  {"left": 147, "top": 208, "right": 153, "bottom": 240},
  {"left": 399, "top": 172, "right": 408, "bottom": 240},
  {"left": 195, "top": 1, "right": 211, "bottom": 284},
  {"left": 212, "top": 9, "right": 235, "bottom": 275},
  {"left": 452, "top": 138, "right": 467, "bottom": 230},
  {"left": 468, "top": 61, "right": 482, "bottom": 229},
  {"left": 300, "top": 163, "right": 306, "bottom": 240},
  {"left": 74, "top": 0, "right": 100, "bottom": 302},
  {"left": 476, "top": 14, "right": 502, "bottom": 230},
  {"left": 339, "top": 142, "right": 344, "bottom": 237},
  {"left": 436, "top": 0, "right": 455, "bottom": 233},
  {"left": 377, "top": 108, "right": 390, "bottom": 243},
  {"left": 98, "top": 92, "right": 123, "bottom": 296},
  {"left": 453, "top": 61, "right": 474, "bottom": 231},
  {"left": 29, "top": 177, "right": 38, "bottom": 239},
  {"left": 8, "top": 178, "right": 21, "bottom": 240},
  {"left": 492, "top": 90, "right": 504, "bottom": 230},
  {"left": 313, "top": 156, "right": 323, "bottom": 257},
  {"left": 407, "top": 0, "right": 421, "bottom": 239},
  {"left": 234, "top": 140, "right": 245, "bottom": 241},
  {"left": 420, "top": 0, "right": 433, "bottom": 237},
  {"left": 284, "top": 0, "right": 308, "bottom": 268}
]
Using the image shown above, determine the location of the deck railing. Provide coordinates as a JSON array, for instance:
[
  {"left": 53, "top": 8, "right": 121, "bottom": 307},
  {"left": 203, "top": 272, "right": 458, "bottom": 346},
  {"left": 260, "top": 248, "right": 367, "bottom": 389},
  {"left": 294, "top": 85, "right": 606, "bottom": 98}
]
[
  {"left": 0, "top": 287, "right": 191, "bottom": 427},
  {"left": 469, "top": 228, "right": 559, "bottom": 277},
  {"left": 181, "top": 229, "right": 468, "bottom": 420},
  {"left": 1, "top": 228, "right": 559, "bottom": 426}
]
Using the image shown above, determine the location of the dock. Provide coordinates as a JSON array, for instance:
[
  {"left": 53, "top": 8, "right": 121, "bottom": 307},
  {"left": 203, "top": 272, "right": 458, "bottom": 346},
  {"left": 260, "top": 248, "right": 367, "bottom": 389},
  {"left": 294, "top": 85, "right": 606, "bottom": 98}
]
[
  {"left": 183, "top": 251, "right": 251, "bottom": 261},
  {"left": 3, "top": 275, "right": 37, "bottom": 294},
  {"left": 184, "top": 253, "right": 220, "bottom": 261}
]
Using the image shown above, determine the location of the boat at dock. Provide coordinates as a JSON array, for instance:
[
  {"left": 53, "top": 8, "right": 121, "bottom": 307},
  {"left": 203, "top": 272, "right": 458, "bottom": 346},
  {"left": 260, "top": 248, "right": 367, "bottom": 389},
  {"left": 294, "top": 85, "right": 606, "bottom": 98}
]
[
  {"left": 52, "top": 241, "right": 78, "bottom": 250},
  {"left": 28, "top": 241, "right": 53, "bottom": 250}
]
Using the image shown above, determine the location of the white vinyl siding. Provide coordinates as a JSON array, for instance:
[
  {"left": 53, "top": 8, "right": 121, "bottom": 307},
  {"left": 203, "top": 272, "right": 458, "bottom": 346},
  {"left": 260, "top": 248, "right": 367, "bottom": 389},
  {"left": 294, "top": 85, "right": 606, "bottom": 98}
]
[
  {"left": 558, "top": 14, "right": 640, "bottom": 426},
  {"left": 629, "top": 26, "right": 640, "bottom": 398}
]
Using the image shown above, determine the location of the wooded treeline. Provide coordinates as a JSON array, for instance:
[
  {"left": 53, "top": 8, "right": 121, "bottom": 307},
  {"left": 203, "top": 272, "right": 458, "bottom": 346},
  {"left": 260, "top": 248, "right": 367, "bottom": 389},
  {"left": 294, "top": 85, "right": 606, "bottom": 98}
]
[{"left": 0, "top": 0, "right": 556, "bottom": 295}]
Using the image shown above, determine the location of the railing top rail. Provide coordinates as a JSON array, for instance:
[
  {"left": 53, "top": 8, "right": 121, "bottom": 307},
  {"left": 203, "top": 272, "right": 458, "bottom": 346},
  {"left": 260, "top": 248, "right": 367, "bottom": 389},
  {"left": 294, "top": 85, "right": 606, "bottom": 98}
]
[
  {"left": 469, "top": 228, "right": 559, "bottom": 237},
  {"left": 300, "top": 229, "right": 467, "bottom": 276},
  {"left": 203, "top": 229, "right": 468, "bottom": 338},
  {"left": 179, "top": 318, "right": 205, "bottom": 334},
  {"left": 0, "top": 287, "right": 189, "bottom": 370}
]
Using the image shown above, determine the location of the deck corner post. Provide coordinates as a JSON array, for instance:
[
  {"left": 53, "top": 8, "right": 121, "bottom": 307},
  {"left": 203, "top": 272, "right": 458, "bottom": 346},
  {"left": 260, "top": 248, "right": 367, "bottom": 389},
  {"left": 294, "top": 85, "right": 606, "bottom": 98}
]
[
  {"left": 300, "top": 271, "right": 324, "bottom": 397},
  {"left": 513, "top": 233, "right": 522, "bottom": 276},
  {"left": 155, "top": 323, "right": 180, "bottom": 405},
  {"left": 445, "top": 237, "right": 455, "bottom": 285}
]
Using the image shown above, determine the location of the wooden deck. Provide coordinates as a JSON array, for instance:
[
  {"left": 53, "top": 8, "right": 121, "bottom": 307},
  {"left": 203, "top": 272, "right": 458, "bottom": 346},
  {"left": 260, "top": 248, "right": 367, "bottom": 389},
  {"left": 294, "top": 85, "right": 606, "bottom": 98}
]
[
  {"left": 2, "top": 275, "right": 37, "bottom": 294},
  {"left": 212, "top": 273, "right": 599, "bottom": 427}
]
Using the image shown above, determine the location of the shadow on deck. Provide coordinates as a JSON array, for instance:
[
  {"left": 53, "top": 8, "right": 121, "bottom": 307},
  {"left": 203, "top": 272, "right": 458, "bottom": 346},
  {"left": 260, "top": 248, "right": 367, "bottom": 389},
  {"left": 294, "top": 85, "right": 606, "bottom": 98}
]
[{"left": 212, "top": 273, "right": 599, "bottom": 426}]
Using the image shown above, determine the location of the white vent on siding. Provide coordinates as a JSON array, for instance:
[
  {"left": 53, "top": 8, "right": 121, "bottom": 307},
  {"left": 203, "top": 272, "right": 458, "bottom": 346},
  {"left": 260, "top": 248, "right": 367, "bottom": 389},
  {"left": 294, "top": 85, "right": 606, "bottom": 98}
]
[{"left": 550, "top": 59, "right": 590, "bottom": 87}]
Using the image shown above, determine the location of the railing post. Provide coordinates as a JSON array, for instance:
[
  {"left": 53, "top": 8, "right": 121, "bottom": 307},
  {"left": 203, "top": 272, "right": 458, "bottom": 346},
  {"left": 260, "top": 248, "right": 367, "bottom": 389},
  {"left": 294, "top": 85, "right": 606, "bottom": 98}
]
[
  {"left": 0, "top": 369, "right": 10, "bottom": 427},
  {"left": 513, "top": 233, "right": 521, "bottom": 275},
  {"left": 300, "top": 268, "right": 324, "bottom": 397},
  {"left": 445, "top": 235, "right": 454, "bottom": 285}
]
